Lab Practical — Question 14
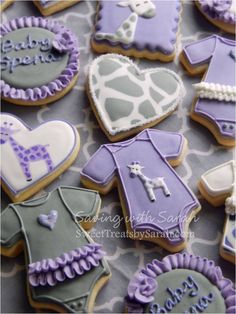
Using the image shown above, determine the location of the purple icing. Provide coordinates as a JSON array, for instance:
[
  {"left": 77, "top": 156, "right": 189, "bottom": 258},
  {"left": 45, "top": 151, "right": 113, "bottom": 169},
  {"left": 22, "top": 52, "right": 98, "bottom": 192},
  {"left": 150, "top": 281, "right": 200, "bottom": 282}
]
[
  {"left": 52, "top": 31, "right": 75, "bottom": 53},
  {"left": 125, "top": 253, "right": 236, "bottom": 313},
  {"left": 0, "top": 16, "right": 79, "bottom": 102},
  {"left": 28, "top": 243, "right": 105, "bottom": 287},
  {"left": 199, "top": 0, "right": 236, "bottom": 24},
  {"left": 94, "top": 0, "right": 181, "bottom": 55},
  {"left": 183, "top": 35, "right": 236, "bottom": 140},
  {"left": 37, "top": 209, "right": 58, "bottom": 230},
  {"left": 128, "top": 273, "right": 157, "bottom": 304},
  {"left": 81, "top": 129, "right": 200, "bottom": 246}
]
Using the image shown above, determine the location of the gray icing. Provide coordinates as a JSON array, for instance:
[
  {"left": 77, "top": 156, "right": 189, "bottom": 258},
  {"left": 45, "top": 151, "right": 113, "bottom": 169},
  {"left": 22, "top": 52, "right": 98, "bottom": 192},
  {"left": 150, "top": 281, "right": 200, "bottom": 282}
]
[
  {"left": 0, "top": 187, "right": 110, "bottom": 313},
  {"left": 90, "top": 55, "right": 184, "bottom": 136},
  {"left": 149, "top": 87, "right": 164, "bottom": 103},
  {"left": 145, "top": 269, "right": 226, "bottom": 314},
  {"left": 150, "top": 71, "right": 178, "bottom": 94},
  {"left": 105, "top": 76, "right": 143, "bottom": 97},
  {"left": 139, "top": 100, "right": 156, "bottom": 118},
  {"left": 98, "top": 59, "right": 122, "bottom": 76},
  {"left": 1, "top": 27, "right": 69, "bottom": 89},
  {"left": 105, "top": 98, "right": 134, "bottom": 121}
]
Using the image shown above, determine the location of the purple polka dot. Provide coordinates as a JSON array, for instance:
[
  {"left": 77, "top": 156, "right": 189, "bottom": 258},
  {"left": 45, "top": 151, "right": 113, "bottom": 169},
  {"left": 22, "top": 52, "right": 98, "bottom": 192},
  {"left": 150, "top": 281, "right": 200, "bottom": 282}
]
[
  {"left": 29, "top": 155, "right": 36, "bottom": 161},
  {"left": 32, "top": 146, "right": 39, "bottom": 151},
  {"left": 14, "top": 147, "right": 19, "bottom": 151},
  {"left": 25, "top": 149, "right": 30, "bottom": 154},
  {"left": 19, "top": 146, "right": 24, "bottom": 151},
  {"left": 36, "top": 152, "right": 41, "bottom": 157},
  {"left": 18, "top": 153, "right": 23, "bottom": 158},
  {"left": 24, "top": 157, "right": 29, "bottom": 162},
  {"left": 43, "top": 154, "right": 49, "bottom": 159}
]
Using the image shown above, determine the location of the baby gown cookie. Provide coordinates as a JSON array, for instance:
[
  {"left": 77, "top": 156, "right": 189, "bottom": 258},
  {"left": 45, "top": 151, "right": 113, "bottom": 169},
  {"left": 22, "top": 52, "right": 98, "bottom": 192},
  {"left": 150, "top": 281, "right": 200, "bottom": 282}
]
[
  {"left": 0, "top": 113, "right": 80, "bottom": 202},
  {"left": 33, "top": 0, "right": 80, "bottom": 16},
  {"left": 87, "top": 54, "right": 185, "bottom": 142},
  {"left": 1, "top": 186, "right": 111, "bottom": 313},
  {"left": 199, "top": 160, "right": 236, "bottom": 264},
  {"left": 180, "top": 35, "right": 236, "bottom": 147},
  {"left": 196, "top": 0, "right": 236, "bottom": 34},
  {"left": 0, "top": 0, "right": 14, "bottom": 11},
  {"left": 81, "top": 129, "right": 201, "bottom": 252},
  {"left": 92, "top": 0, "right": 181, "bottom": 61},
  {"left": 125, "top": 253, "right": 236, "bottom": 313},
  {"left": 0, "top": 16, "right": 79, "bottom": 106}
]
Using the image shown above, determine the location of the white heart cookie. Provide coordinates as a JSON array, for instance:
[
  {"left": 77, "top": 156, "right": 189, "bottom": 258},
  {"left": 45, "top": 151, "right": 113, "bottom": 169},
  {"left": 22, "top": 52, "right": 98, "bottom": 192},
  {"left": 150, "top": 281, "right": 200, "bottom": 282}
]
[
  {"left": 0, "top": 113, "right": 80, "bottom": 201},
  {"left": 88, "top": 54, "right": 185, "bottom": 140}
]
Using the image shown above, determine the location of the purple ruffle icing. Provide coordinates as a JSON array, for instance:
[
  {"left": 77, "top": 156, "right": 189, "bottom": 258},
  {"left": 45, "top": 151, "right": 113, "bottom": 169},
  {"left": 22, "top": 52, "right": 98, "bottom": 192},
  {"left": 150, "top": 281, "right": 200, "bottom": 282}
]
[
  {"left": 0, "top": 16, "right": 79, "bottom": 102},
  {"left": 199, "top": 0, "right": 236, "bottom": 24},
  {"left": 28, "top": 243, "right": 105, "bottom": 287},
  {"left": 126, "top": 253, "right": 236, "bottom": 313}
]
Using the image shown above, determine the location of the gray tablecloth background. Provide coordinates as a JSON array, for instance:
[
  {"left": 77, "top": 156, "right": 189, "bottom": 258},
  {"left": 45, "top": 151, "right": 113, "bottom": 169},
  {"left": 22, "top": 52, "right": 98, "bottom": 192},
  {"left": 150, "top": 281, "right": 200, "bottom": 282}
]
[{"left": 1, "top": 1, "right": 235, "bottom": 313}]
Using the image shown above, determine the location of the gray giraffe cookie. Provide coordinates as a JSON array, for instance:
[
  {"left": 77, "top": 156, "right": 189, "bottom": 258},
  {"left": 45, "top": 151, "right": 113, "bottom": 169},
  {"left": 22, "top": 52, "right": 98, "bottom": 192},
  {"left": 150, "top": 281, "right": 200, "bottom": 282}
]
[{"left": 87, "top": 54, "right": 185, "bottom": 141}]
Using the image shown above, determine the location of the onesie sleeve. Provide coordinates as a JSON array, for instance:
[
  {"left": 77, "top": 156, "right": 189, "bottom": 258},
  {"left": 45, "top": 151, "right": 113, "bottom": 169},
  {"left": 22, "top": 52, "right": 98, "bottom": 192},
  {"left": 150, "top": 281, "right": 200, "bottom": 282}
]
[
  {"left": 81, "top": 145, "right": 117, "bottom": 186},
  {"left": 1, "top": 205, "right": 22, "bottom": 248},
  {"left": 183, "top": 35, "right": 217, "bottom": 66},
  {"left": 59, "top": 186, "right": 101, "bottom": 220},
  {"left": 148, "top": 129, "right": 185, "bottom": 160}
]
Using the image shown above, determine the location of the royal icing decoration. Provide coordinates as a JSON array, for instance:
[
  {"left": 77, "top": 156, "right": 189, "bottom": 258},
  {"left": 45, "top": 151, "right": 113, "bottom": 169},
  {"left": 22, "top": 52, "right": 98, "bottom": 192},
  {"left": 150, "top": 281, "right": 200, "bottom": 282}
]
[
  {"left": 93, "top": 0, "right": 181, "bottom": 58},
  {"left": 125, "top": 254, "right": 236, "bottom": 313},
  {"left": 0, "top": 113, "right": 79, "bottom": 200},
  {"left": 0, "top": 17, "right": 79, "bottom": 103},
  {"left": 194, "top": 82, "right": 236, "bottom": 102},
  {"left": 198, "top": 0, "right": 236, "bottom": 24},
  {"left": 200, "top": 160, "right": 236, "bottom": 263},
  {"left": 183, "top": 35, "right": 236, "bottom": 142},
  {"left": 1, "top": 186, "right": 110, "bottom": 313},
  {"left": 81, "top": 129, "right": 200, "bottom": 249},
  {"left": 128, "top": 161, "right": 171, "bottom": 202},
  {"left": 37, "top": 209, "right": 58, "bottom": 230},
  {"left": 88, "top": 54, "right": 185, "bottom": 139}
]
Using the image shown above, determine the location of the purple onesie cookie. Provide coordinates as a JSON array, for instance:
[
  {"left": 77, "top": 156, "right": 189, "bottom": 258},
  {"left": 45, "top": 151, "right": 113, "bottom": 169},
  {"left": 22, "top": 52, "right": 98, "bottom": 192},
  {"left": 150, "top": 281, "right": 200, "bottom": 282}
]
[
  {"left": 81, "top": 129, "right": 201, "bottom": 252},
  {"left": 181, "top": 35, "right": 236, "bottom": 147}
]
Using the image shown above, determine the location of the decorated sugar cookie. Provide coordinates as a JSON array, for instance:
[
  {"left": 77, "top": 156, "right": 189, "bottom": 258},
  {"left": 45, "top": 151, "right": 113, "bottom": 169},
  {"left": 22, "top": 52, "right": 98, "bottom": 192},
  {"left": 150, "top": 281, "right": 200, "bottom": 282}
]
[
  {"left": 81, "top": 129, "right": 201, "bottom": 252},
  {"left": 1, "top": 186, "right": 111, "bottom": 313},
  {"left": 0, "top": 16, "right": 79, "bottom": 106},
  {"left": 196, "top": 0, "right": 236, "bottom": 34},
  {"left": 180, "top": 35, "right": 236, "bottom": 147},
  {"left": 87, "top": 54, "right": 185, "bottom": 142},
  {"left": 0, "top": 113, "right": 80, "bottom": 202},
  {"left": 125, "top": 253, "right": 236, "bottom": 313},
  {"left": 199, "top": 160, "right": 236, "bottom": 264},
  {"left": 92, "top": 0, "right": 181, "bottom": 61},
  {"left": 0, "top": 0, "right": 14, "bottom": 11},
  {"left": 33, "top": 0, "right": 80, "bottom": 16}
]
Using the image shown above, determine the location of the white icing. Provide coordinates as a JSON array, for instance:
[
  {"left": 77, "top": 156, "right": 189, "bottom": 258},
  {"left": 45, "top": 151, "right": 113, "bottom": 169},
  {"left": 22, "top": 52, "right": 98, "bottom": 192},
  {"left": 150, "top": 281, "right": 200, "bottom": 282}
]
[
  {"left": 225, "top": 162, "right": 236, "bottom": 215},
  {"left": 228, "top": 0, "right": 236, "bottom": 14},
  {"left": 201, "top": 160, "right": 235, "bottom": 197},
  {"left": 194, "top": 82, "right": 236, "bottom": 102},
  {"left": 117, "top": 0, "right": 156, "bottom": 17},
  {"left": 127, "top": 161, "right": 170, "bottom": 202},
  {"left": 0, "top": 114, "right": 77, "bottom": 193},
  {"left": 88, "top": 54, "right": 185, "bottom": 136}
]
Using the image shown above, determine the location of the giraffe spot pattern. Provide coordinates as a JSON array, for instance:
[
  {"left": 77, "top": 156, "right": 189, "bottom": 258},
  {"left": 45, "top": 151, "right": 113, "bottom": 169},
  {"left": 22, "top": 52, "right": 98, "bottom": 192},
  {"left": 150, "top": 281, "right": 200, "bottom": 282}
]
[
  {"left": 105, "top": 98, "right": 134, "bottom": 122},
  {"left": 150, "top": 71, "right": 178, "bottom": 94},
  {"left": 105, "top": 76, "right": 143, "bottom": 97},
  {"left": 89, "top": 55, "right": 183, "bottom": 136},
  {"left": 139, "top": 100, "right": 156, "bottom": 119},
  {"left": 98, "top": 59, "right": 122, "bottom": 76}
]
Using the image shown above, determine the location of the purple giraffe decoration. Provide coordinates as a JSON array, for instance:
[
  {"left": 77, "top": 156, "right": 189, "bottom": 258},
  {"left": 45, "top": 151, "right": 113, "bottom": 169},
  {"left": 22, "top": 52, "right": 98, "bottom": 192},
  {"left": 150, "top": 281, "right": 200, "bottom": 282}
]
[{"left": 0, "top": 122, "right": 54, "bottom": 182}]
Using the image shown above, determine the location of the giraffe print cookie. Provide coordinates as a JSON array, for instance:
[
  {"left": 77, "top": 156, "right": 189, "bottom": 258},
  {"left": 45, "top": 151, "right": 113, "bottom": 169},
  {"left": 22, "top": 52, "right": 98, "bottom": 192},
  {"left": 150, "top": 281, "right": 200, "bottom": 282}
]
[
  {"left": 87, "top": 54, "right": 185, "bottom": 141},
  {"left": 0, "top": 113, "right": 80, "bottom": 202},
  {"left": 92, "top": 0, "right": 181, "bottom": 61}
]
